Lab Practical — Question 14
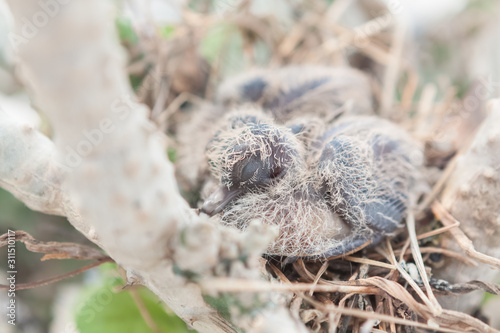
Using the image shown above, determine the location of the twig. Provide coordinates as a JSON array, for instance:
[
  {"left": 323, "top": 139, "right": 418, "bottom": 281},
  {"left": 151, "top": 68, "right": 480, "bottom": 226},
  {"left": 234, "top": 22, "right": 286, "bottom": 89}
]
[
  {"left": 380, "top": 21, "right": 406, "bottom": 116},
  {"left": 309, "top": 261, "right": 329, "bottom": 296},
  {"left": 343, "top": 256, "right": 395, "bottom": 270},
  {"left": 323, "top": 24, "right": 391, "bottom": 65},
  {"left": 400, "top": 69, "right": 419, "bottom": 113},
  {"left": 393, "top": 246, "right": 477, "bottom": 266},
  {"left": 201, "top": 278, "right": 379, "bottom": 295},
  {"left": 416, "top": 156, "right": 459, "bottom": 215},
  {"left": 157, "top": 92, "right": 205, "bottom": 132},
  {"left": 378, "top": 241, "right": 437, "bottom": 317},
  {"left": 428, "top": 87, "right": 457, "bottom": 137},
  {"left": 433, "top": 280, "right": 500, "bottom": 296},
  {"left": 416, "top": 222, "right": 460, "bottom": 240},
  {"left": 0, "top": 230, "right": 108, "bottom": 261},
  {"left": 414, "top": 83, "right": 437, "bottom": 137},
  {"left": 386, "top": 298, "right": 396, "bottom": 333},
  {"left": 397, "top": 239, "right": 411, "bottom": 263},
  {"left": 304, "top": 296, "right": 458, "bottom": 333},
  {"left": 406, "top": 208, "right": 443, "bottom": 315},
  {"left": 0, "top": 259, "right": 113, "bottom": 290},
  {"left": 330, "top": 293, "right": 356, "bottom": 331},
  {"left": 129, "top": 289, "right": 162, "bottom": 333},
  {"left": 150, "top": 76, "right": 170, "bottom": 119}
]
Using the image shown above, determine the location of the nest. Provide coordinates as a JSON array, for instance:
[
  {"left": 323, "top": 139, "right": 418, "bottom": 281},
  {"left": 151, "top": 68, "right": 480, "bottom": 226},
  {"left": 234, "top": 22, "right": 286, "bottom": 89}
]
[{"left": 123, "top": 0, "right": 500, "bottom": 331}]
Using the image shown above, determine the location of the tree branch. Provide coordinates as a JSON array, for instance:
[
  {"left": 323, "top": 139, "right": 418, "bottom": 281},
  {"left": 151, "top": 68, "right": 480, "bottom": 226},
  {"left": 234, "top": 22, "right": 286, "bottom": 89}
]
[
  {"left": 434, "top": 99, "right": 500, "bottom": 313},
  {"left": 1, "top": 0, "right": 305, "bottom": 332}
]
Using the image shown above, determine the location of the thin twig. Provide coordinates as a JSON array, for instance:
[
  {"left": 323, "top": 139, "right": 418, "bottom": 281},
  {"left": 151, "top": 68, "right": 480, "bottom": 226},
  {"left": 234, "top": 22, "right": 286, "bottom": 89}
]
[
  {"left": 400, "top": 69, "right": 419, "bottom": 113},
  {"left": 0, "top": 259, "right": 113, "bottom": 290},
  {"left": 380, "top": 21, "right": 406, "bottom": 116},
  {"left": 129, "top": 289, "right": 162, "bottom": 333},
  {"left": 304, "top": 296, "right": 458, "bottom": 333},
  {"left": 157, "top": 92, "right": 205, "bottom": 132},
  {"left": 343, "top": 256, "right": 395, "bottom": 270},
  {"left": 386, "top": 298, "right": 396, "bottom": 333},
  {"left": 0, "top": 230, "right": 107, "bottom": 261},
  {"left": 151, "top": 76, "right": 170, "bottom": 119},
  {"left": 378, "top": 241, "right": 436, "bottom": 317},
  {"left": 397, "top": 239, "right": 411, "bottom": 263},
  {"left": 394, "top": 246, "right": 477, "bottom": 266},
  {"left": 201, "top": 278, "right": 380, "bottom": 295},
  {"left": 309, "top": 261, "right": 329, "bottom": 296},
  {"left": 416, "top": 156, "right": 459, "bottom": 215},
  {"left": 414, "top": 83, "right": 437, "bottom": 137},
  {"left": 432, "top": 201, "right": 500, "bottom": 269},
  {"left": 416, "top": 222, "right": 460, "bottom": 240},
  {"left": 406, "top": 208, "right": 442, "bottom": 315}
]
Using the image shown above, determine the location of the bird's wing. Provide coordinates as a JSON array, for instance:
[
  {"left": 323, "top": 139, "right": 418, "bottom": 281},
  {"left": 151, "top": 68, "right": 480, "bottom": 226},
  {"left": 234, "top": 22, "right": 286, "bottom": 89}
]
[{"left": 317, "top": 135, "right": 407, "bottom": 234}]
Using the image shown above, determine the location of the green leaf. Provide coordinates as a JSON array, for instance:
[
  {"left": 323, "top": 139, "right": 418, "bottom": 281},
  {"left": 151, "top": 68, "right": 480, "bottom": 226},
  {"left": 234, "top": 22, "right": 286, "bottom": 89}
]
[
  {"left": 160, "top": 26, "right": 176, "bottom": 39},
  {"left": 116, "top": 17, "right": 139, "bottom": 45},
  {"left": 167, "top": 147, "right": 177, "bottom": 163},
  {"left": 129, "top": 74, "right": 145, "bottom": 92},
  {"left": 200, "top": 22, "right": 238, "bottom": 64},
  {"left": 203, "top": 295, "right": 231, "bottom": 322},
  {"left": 75, "top": 267, "right": 191, "bottom": 333}
]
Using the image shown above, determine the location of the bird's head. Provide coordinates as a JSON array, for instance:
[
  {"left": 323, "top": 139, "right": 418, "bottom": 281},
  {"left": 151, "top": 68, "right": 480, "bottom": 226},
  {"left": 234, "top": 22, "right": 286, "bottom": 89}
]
[{"left": 201, "top": 113, "right": 300, "bottom": 216}]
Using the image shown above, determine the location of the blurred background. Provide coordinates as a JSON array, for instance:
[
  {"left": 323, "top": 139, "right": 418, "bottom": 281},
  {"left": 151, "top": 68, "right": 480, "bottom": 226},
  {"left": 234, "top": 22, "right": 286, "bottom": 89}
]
[{"left": 1, "top": 0, "right": 499, "bottom": 332}]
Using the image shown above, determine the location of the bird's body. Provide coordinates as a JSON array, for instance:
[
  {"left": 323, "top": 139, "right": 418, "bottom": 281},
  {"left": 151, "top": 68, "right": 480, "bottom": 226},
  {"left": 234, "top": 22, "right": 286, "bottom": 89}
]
[
  {"left": 217, "top": 66, "right": 373, "bottom": 122},
  {"left": 202, "top": 111, "right": 423, "bottom": 259},
  {"left": 177, "top": 66, "right": 425, "bottom": 260}
]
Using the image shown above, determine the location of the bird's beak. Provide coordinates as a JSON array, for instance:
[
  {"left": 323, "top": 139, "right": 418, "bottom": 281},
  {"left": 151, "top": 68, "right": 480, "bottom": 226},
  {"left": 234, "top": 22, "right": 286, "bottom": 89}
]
[{"left": 200, "top": 186, "right": 243, "bottom": 216}]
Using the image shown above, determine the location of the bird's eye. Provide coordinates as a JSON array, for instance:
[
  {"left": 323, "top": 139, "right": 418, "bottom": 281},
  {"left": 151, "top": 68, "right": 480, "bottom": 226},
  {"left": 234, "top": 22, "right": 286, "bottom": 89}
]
[
  {"left": 268, "top": 149, "right": 290, "bottom": 180},
  {"left": 239, "top": 159, "right": 260, "bottom": 183},
  {"left": 269, "top": 164, "right": 286, "bottom": 179}
]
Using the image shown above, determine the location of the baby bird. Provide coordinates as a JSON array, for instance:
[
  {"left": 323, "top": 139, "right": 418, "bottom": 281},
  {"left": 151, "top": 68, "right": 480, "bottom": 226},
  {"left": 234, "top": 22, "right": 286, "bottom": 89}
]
[
  {"left": 200, "top": 110, "right": 424, "bottom": 260},
  {"left": 217, "top": 66, "right": 374, "bottom": 122},
  {"left": 177, "top": 66, "right": 374, "bottom": 190}
]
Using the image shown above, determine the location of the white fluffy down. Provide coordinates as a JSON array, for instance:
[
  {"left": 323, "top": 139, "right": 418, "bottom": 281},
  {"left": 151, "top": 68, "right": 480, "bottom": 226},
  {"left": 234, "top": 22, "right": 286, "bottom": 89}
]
[{"left": 205, "top": 110, "right": 425, "bottom": 258}]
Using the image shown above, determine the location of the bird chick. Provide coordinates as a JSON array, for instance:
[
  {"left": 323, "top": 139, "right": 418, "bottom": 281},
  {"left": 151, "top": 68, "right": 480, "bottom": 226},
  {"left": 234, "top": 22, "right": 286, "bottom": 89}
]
[
  {"left": 201, "top": 110, "right": 425, "bottom": 260},
  {"left": 177, "top": 66, "right": 374, "bottom": 190},
  {"left": 217, "top": 66, "right": 374, "bottom": 122}
]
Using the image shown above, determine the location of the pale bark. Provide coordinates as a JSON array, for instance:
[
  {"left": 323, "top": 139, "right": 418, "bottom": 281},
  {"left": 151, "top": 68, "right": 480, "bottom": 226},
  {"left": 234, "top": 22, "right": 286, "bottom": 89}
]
[
  {"left": 1, "top": 0, "right": 305, "bottom": 332},
  {"left": 435, "top": 99, "right": 500, "bottom": 313}
]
